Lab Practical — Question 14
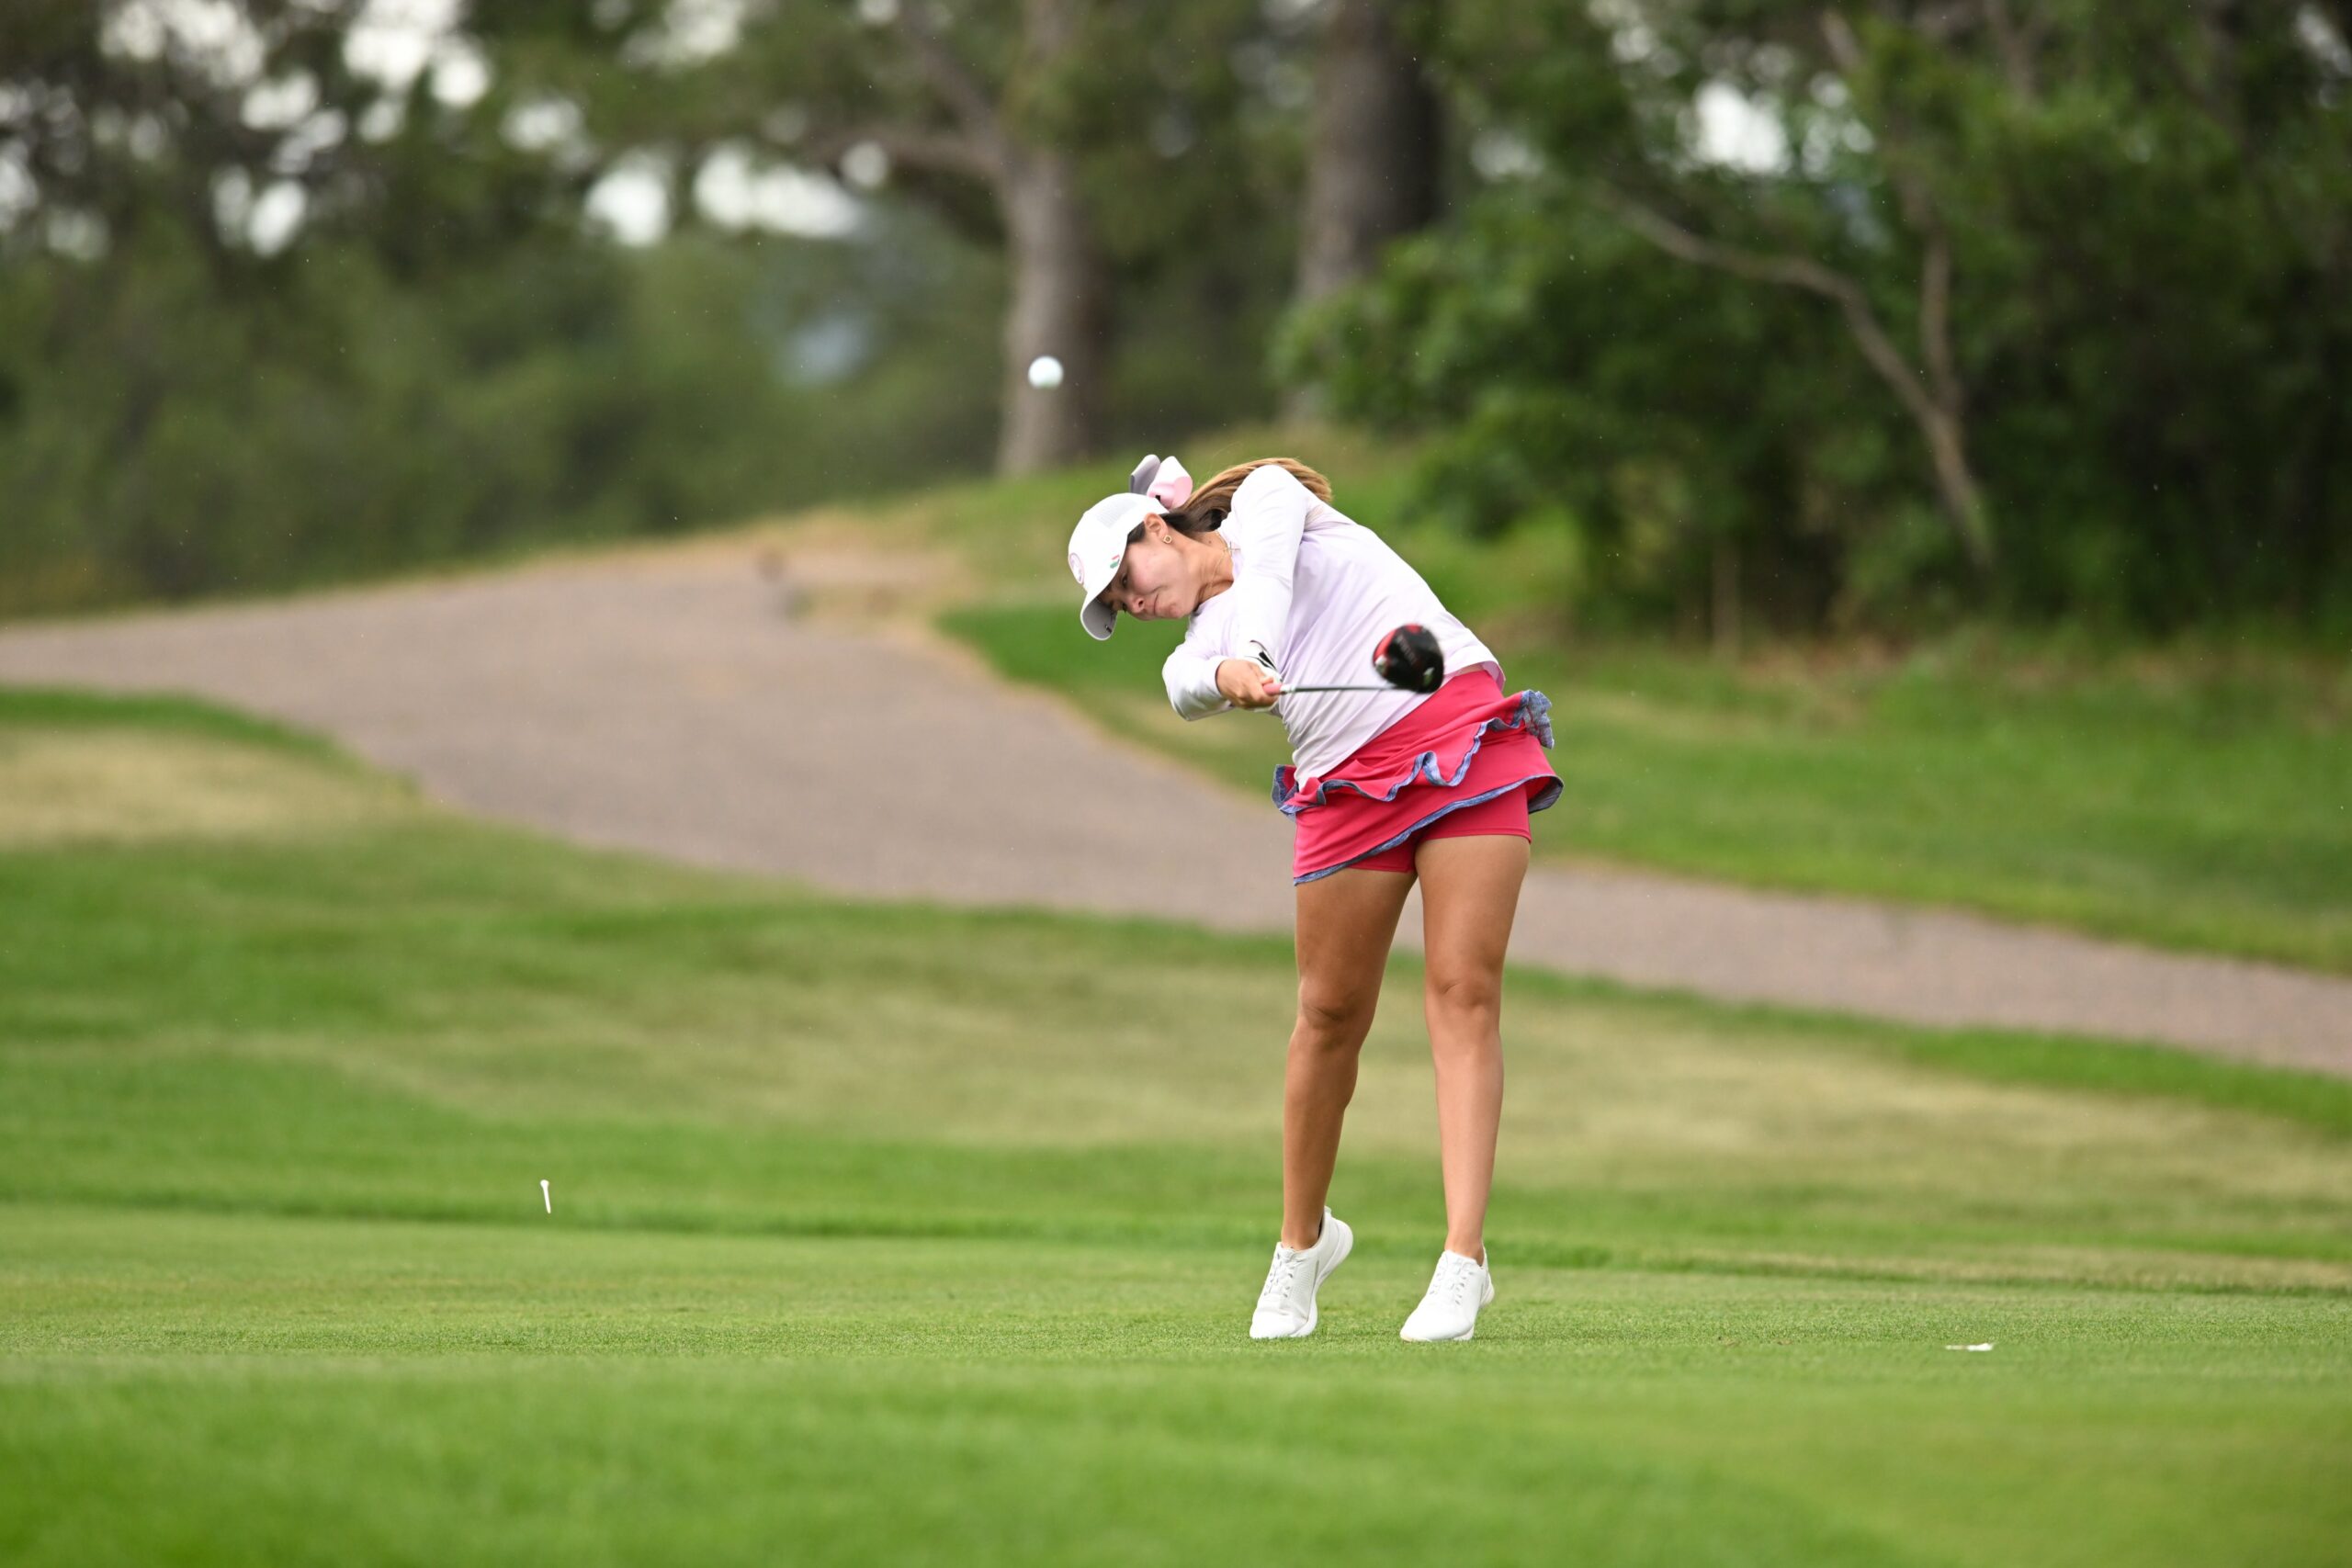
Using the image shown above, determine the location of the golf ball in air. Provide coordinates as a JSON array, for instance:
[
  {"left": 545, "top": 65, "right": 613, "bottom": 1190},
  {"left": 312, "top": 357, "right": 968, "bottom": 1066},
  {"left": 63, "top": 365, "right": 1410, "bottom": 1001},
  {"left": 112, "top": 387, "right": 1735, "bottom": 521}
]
[{"left": 1027, "top": 355, "right": 1063, "bottom": 389}]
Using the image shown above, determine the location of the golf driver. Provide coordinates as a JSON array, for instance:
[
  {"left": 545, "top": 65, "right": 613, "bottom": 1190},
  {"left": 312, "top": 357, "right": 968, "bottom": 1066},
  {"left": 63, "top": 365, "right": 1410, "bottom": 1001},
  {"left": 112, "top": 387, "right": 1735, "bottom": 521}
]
[{"left": 1276, "top": 623, "right": 1446, "bottom": 694}]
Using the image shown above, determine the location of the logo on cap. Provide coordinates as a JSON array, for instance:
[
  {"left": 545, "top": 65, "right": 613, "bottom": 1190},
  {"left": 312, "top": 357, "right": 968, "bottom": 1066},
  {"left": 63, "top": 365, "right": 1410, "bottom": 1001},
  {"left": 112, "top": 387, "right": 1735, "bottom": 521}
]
[{"left": 1068, "top": 550, "right": 1085, "bottom": 585}]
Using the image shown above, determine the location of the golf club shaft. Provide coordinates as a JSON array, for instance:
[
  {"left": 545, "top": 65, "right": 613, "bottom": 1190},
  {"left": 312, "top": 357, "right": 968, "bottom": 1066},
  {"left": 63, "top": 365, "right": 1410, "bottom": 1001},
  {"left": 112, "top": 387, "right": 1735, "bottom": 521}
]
[{"left": 1272, "top": 683, "right": 1408, "bottom": 694}]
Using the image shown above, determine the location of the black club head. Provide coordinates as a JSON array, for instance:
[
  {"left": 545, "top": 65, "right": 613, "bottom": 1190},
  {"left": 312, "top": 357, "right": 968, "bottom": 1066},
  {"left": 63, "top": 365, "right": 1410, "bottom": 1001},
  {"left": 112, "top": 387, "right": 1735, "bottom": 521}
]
[{"left": 1373, "top": 623, "right": 1445, "bottom": 694}]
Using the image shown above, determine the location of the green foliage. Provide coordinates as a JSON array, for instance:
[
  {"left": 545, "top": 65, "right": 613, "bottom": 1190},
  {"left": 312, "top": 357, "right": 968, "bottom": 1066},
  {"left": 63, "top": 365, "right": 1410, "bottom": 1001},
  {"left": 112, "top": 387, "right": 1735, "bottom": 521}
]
[
  {"left": 0, "top": 0, "right": 1307, "bottom": 617},
  {"left": 0, "top": 209, "right": 1004, "bottom": 615},
  {"left": 1278, "top": 0, "right": 2352, "bottom": 638}
]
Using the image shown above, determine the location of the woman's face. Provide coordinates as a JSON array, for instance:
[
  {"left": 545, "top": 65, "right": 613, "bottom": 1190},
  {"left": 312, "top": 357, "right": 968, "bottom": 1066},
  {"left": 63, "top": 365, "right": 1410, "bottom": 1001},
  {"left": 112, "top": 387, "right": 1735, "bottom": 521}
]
[{"left": 1098, "top": 516, "right": 1199, "bottom": 623}]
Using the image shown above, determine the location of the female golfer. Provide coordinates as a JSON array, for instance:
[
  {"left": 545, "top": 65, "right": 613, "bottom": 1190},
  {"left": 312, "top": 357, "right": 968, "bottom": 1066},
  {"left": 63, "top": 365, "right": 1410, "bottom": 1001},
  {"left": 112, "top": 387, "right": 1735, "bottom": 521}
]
[{"left": 1065, "top": 453, "right": 1559, "bottom": 1343}]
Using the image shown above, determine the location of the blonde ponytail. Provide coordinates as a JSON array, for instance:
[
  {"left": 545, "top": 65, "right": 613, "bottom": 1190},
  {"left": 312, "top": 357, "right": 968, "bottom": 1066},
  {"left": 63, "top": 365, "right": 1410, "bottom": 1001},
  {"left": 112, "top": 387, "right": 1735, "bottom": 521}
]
[{"left": 1159, "top": 457, "right": 1334, "bottom": 536}]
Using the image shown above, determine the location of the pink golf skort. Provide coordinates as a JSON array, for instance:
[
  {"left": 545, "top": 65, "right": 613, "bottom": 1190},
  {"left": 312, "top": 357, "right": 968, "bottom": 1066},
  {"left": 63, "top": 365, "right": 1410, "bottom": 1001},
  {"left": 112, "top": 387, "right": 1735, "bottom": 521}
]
[{"left": 1276, "top": 665, "right": 1562, "bottom": 885}]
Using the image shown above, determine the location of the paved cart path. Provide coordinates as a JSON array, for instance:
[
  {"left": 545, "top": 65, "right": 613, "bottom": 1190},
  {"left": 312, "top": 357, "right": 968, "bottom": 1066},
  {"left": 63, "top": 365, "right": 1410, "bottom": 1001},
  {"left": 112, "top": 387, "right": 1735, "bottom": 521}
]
[{"left": 4, "top": 540, "right": 2346, "bottom": 1078}]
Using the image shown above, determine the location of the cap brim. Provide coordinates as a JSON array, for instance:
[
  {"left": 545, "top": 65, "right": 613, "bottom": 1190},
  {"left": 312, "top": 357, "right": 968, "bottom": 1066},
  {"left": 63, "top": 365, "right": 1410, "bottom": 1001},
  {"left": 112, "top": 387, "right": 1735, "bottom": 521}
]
[{"left": 1071, "top": 491, "right": 1150, "bottom": 641}]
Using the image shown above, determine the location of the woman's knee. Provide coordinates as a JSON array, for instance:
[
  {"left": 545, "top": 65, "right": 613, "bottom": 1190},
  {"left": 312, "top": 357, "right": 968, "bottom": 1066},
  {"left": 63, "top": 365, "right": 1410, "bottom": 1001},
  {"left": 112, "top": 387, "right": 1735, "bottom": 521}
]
[
  {"left": 1295, "top": 983, "right": 1377, "bottom": 1049},
  {"left": 1424, "top": 967, "right": 1502, "bottom": 1032}
]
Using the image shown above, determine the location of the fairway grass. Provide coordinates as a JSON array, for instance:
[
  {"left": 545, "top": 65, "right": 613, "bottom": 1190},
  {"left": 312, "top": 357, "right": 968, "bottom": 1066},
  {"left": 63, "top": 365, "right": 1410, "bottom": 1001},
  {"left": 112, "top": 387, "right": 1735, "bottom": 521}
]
[
  {"left": 3, "top": 689, "right": 2348, "bottom": 1565},
  {"left": 7, "top": 1210, "right": 2348, "bottom": 1568}
]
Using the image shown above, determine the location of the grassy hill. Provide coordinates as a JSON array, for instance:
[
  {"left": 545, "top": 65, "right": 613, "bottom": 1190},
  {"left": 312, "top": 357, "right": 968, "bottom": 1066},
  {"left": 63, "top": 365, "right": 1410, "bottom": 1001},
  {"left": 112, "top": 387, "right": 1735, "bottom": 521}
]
[
  {"left": 4, "top": 688, "right": 2348, "bottom": 1564},
  {"left": 794, "top": 419, "right": 2352, "bottom": 972}
]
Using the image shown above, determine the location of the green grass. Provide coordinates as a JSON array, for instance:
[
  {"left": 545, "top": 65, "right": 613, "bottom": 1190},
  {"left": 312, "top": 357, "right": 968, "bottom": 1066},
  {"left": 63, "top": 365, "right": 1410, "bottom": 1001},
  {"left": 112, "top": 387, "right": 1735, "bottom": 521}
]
[
  {"left": 3, "top": 690, "right": 2350, "bottom": 1565},
  {"left": 852, "top": 414, "right": 2352, "bottom": 972},
  {"left": 937, "top": 596, "right": 2352, "bottom": 973}
]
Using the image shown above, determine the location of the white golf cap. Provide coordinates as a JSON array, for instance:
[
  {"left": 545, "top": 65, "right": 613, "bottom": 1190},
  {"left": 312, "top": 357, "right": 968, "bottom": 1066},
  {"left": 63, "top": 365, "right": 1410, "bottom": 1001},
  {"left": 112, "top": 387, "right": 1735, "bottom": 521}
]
[
  {"left": 1066, "top": 491, "right": 1158, "bottom": 640},
  {"left": 1066, "top": 453, "right": 1194, "bottom": 641}
]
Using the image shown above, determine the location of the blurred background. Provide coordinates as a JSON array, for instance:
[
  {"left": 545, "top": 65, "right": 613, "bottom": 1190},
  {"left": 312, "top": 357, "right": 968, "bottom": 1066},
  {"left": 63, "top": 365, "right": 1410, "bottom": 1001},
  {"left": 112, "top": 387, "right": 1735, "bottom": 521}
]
[
  {"left": 4, "top": 6, "right": 2351, "bottom": 1562},
  {"left": 5, "top": 0, "right": 2346, "bottom": 642}
]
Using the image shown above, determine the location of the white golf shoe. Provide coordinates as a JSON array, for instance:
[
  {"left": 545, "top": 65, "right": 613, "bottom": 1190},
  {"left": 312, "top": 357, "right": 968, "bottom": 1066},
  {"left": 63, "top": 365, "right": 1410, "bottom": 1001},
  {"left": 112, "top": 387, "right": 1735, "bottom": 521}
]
[
  {"left": 1249, "top": 1205, "right": 1353, "bottom": 1338},
  {"left": 1398, "top": 1246, "right": 1493, "bottom": 1341}
]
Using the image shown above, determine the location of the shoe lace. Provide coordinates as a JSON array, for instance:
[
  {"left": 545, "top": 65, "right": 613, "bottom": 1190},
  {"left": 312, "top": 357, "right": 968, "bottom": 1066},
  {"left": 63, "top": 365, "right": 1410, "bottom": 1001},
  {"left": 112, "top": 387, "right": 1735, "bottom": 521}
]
[
  {"left": 1430, "top": 1254, "right": 1476, "bottom": 1307},
  {"left": 1258, "top": 1247, "right": 1307, "bottom": 1310}
]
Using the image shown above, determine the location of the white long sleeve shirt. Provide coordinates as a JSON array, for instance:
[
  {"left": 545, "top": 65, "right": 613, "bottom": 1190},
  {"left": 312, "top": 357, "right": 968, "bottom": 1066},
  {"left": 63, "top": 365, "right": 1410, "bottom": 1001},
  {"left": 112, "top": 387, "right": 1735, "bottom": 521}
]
[{"left": 1161, "top": 463, "right": 1503, "bottom": 782}]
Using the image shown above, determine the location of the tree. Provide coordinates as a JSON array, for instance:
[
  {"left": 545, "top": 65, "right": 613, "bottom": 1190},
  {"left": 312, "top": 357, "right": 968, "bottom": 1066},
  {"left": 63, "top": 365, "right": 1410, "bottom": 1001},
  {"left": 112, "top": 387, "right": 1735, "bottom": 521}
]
[
  {"left": 1281, "top": 0, "right": 2352, "bottom": 636},
  {"left": 0, "top": 3, "right": 1012, "bottom": 615},
  {"left": 2, "top": 1, "right": 379, "bottom": 266},
  {"left": 471, "top": 0, "right": 1272, "bottom": 476},
  {"left": 1283, "top": 0, "right": 1443, "bottom": 423}
]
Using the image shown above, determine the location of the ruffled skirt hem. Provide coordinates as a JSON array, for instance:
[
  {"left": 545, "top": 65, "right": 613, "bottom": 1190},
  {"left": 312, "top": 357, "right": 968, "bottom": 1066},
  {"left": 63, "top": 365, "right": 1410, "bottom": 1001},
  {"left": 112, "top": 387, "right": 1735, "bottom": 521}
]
[{"left": 1272, "top": 688, "right": 1557, "bottom": 816}]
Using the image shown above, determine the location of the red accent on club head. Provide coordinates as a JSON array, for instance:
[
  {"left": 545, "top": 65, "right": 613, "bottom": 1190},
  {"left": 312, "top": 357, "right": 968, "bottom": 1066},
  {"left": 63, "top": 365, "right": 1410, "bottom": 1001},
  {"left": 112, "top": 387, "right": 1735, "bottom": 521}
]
[{"left": 1372, "top": 623, "right": 1444, "bottom": 693}]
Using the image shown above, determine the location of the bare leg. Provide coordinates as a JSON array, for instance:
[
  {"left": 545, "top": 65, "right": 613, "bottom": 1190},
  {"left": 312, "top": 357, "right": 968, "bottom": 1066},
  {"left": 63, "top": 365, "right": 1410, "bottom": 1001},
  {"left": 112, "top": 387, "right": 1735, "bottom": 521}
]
[
  {"left": 1412, "top": 833, "right": 1531, "bottom": 1260},
  {"left": 1282, "top": 865, "right": 1416, "bottom": 1250}
]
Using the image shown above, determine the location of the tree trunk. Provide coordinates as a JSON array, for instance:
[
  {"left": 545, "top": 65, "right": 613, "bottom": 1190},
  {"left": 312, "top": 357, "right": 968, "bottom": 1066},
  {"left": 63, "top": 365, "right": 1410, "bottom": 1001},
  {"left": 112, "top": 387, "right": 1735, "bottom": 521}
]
[
  {"left": 1712, "top": 535, "right": 1741, "bottom": 662},
  {"left": 1283, "top": 0, "right": 1441, "bottom": 423},
  {"left": 996, "top": 147, "right": 1109, "bottom": 475}
]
